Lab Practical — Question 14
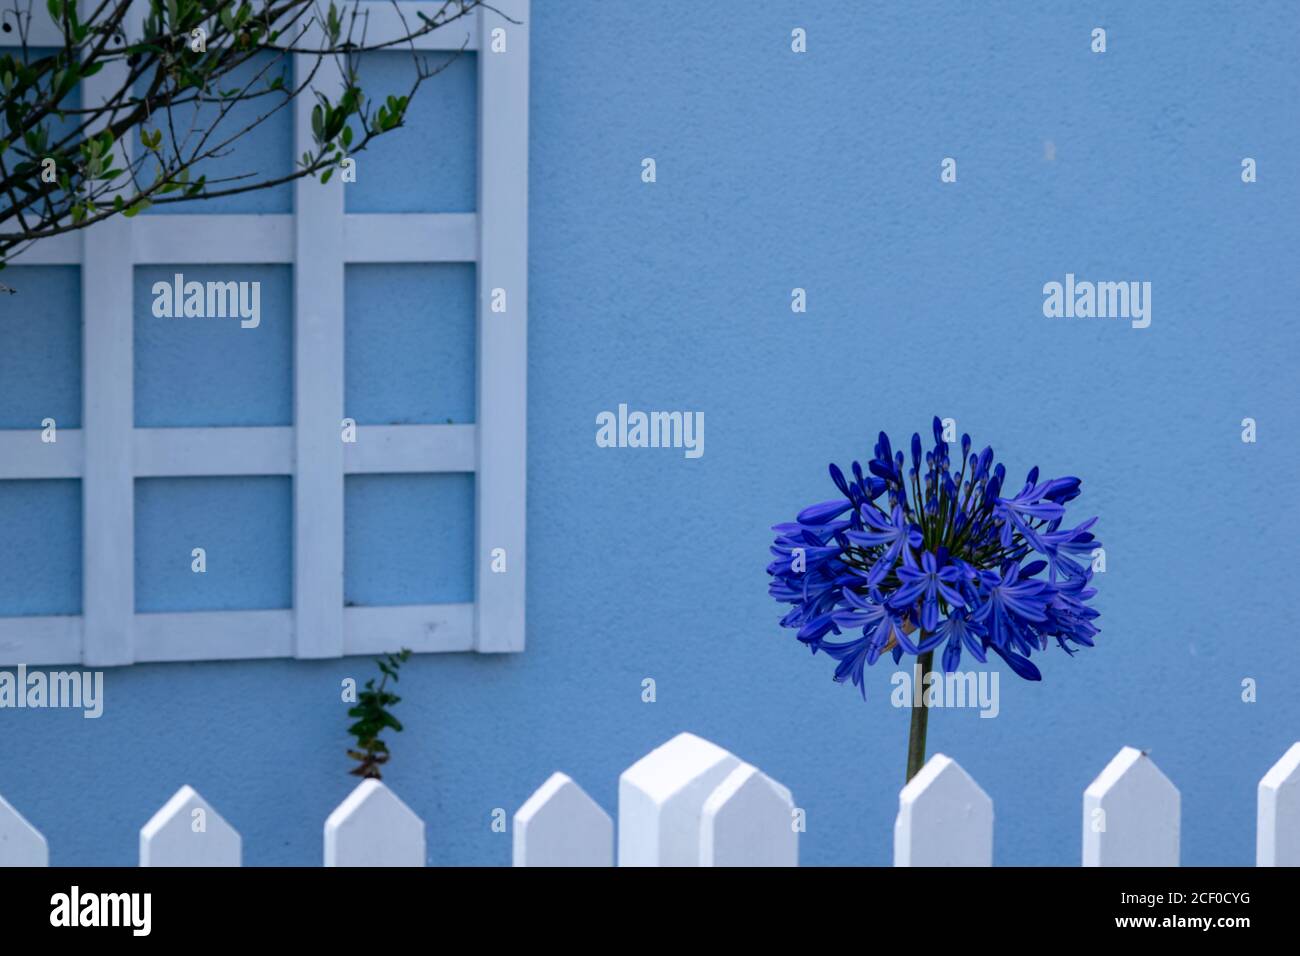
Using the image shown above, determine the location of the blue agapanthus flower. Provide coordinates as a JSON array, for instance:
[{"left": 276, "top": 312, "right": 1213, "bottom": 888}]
[{"left": 767, "top": 418, "right": 1101, "bottom": 698}]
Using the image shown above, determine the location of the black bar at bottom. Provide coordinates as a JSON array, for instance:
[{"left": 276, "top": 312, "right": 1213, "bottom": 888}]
[{"left": 0, "top": 865, "right": 1284, "bottom": 940}]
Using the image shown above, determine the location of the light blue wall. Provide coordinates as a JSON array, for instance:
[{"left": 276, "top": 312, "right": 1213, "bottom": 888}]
[
  {"left": 345, "top": 52, "right": 477, "bottom": 213},
  {"left": 344, "top": 264, "right": 476, "bottom": 425},
  {"left": 0, "top": 266, "right": 81, "bottom": 428},
  {"left": 0, "top": 481, "right": 81, "bottom": 615},
  {"left": 1, "top": 1, "right": 1298, "bottom": 866},
  {"left": 133, "top": 265, "right": 293, "bottom": 427},
  {"left": 135, "top": 477, "right": 294, "bottom": 613},
  {"left": 344, "top": 474, "right": 474, "bottom": 606}
]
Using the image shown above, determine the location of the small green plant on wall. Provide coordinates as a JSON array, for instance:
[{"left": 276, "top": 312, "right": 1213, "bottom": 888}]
[{"left": 346, "top": 648, "right": 412, "bottom": 779}]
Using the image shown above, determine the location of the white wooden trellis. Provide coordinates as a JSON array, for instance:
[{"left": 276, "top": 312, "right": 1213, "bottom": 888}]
[
  {"left": 1, "top": 739, "right": 1298, "bottom": 865},
  {"left": 0, "top": 0, "right": 529, "bottom": 666}
]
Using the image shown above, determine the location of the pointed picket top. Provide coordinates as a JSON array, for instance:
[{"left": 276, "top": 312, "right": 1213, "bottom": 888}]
[
  {"left": 619, "top": 731, "right": 742, "bottom": 866},
  {"left": 700, "top": 763, "right": 797, "bottom": 866},
  {"left": 513, "top": 772, "right": 613, "bottom": 866},
  {"left": 0, "top": 793, "right": 48, "bottom": 867},
  {"left": 324, "top": 779, "right": 425, "bottom": 867},
  {"left": 1083, "top": 746, "right": 1179, "bottom": 866},
  {"left": 1257, "top": 742, "right": 1300, "bottom": 866},
  {"left": 894, "top": 753, "right": 992, "bottom": 866},
  {"left": 139, "top": 785, "right": 240, "bottom": 867}
]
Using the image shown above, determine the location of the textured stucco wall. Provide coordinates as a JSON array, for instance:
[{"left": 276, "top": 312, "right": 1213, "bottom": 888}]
[{"left": 1, "top": 1, "right": 1298, "bottom": 865}]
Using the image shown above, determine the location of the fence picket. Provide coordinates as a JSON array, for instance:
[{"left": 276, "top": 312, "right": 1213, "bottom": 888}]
[
  {"left": 1257, "top": 741, "right": 1300, "bottom": 867},
  {"left": 618, "top": 732, "right": 741, "bottom": 866},
  {"left": 894, "top": 753, "right": 992, "bottom": 866},
  {"left": 1083, "top": 746, "right": 1179, "bottom": 866},
  {"left": 324, "top": 779, "right": 425, "bottom": 867},
  {"left": 513, "top": 772, "right": 613, "bottom": 866},
  {"left": 139, "top": 785, "right": 240, "bottom": 867},
  {"left": 0, "top": 793, "right": 48, "bottom": 866},
  {"left": 700, "top": 763, "right": 797, "bottom": 866},
  {"left": 11, "top": 742, "right": 1300, "bottom": 865}
]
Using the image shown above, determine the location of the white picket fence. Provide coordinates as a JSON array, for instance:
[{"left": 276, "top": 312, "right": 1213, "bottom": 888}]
[{"left": 1, "top": 734, "right": 1297, "bottom": 866}]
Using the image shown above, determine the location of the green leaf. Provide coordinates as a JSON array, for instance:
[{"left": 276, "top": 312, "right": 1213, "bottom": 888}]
[
  {"left": 319, "top": 167, "right": 333, "bottom": 184},
  {"left": 348, "top": 719, "right": 382, "bottom": 738},
  {"left": 327, "top": 2, "right": 341, "bottom": 42},
  {"left": 122, "top": 199, "right": 151, "bottom": 217}
]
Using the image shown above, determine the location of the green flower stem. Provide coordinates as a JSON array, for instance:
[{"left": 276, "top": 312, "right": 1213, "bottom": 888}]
[{"left": 906, "top": 648, "right": 933, "bottom": 783}]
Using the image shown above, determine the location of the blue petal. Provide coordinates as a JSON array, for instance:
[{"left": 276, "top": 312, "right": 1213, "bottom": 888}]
[
  {"left": 942, "top": 635, "right": 961, "bottom": 673},
  {"left": 992, "top": 645, "right": 1042, "bottom": 681},
  {"left": 797, "top": 499, "right": 853, "bottom": 526}
]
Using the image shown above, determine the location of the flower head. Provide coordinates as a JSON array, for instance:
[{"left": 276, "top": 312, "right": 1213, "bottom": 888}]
[{"left": 767, "top": 418, "right": 1102, "bottom": 698}]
